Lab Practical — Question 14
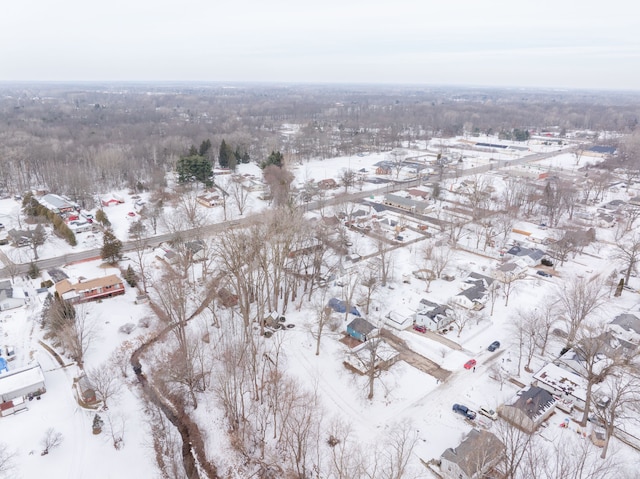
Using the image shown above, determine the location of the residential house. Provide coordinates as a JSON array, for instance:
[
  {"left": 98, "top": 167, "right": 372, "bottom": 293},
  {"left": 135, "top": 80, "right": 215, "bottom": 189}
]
[
  {"left": 556, "top": 331, "right": 638, "bottom": 379},
  {"left": 185, "top": 240, "right": 207, "bottom": 262},
  {"left": 453, "top": 273, "right": 494, "bottom": 310},
  {"left": 505, "top": 245, "right": 545, "bottom": 267},
  {"left": 54, "top": 275, "right": 125, "bottom": 303},
  {"left": 440, "top": 429, "right": 505, "bottom": 479},
  {"left": 415, "top": 299, "right": 452, "bottom": 331},
  {"left": 0, "top": 280, "right": 27, "bottom": 311},
  {"left": 197, "top": 193, "right": 223, "bottom": 208},
  {"left": 493, "top": 260, "right": 528, "bottom": 282},
  {"left": 532, "top": 362, "right": 587, "bottom": 411},
  {"left": 68, "top": 220, "right": 93, "bottom": 234},
  {"left": 608, "top": 313, "right": 640, "bottom": 344},
  {"left": 0, "top": 363, "right": 46, "bottom": 402},
  {"left": 38, "top": 194, "right": 76, "bottom": 214},
  {"left": 346, "top": 317, "right": 377, "bottom": 342},
  {"left": 344, "top": 339, "right": 399, "bottom": 374},
  {"left": 6, "top": 228, "right": 33, "bottom": 247},
  {"left": 498, "top": 385, "right": 556, "bottom": 433},
  {"left": 155, "top": 246, "right": 179, "bottom": 265},
  {"left": 596, "top": 212, "right": 616, "bottom": 228}
]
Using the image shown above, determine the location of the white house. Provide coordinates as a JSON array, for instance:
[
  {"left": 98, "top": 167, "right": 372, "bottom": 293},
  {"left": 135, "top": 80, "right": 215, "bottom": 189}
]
[
  {"left": 492, "top": 259, "right": 528, "bottom": 282},
  {"left": 414, "top": 299, "right": 452, "bottom": 331},
  {"left": 0, "top": 280, "right": 27, "bottom": 311}
]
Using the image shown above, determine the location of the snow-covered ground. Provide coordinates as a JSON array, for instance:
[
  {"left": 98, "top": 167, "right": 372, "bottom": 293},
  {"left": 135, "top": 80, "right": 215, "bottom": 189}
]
[{"left": 1, "top": 136, "right": 639, "bottom": 478}]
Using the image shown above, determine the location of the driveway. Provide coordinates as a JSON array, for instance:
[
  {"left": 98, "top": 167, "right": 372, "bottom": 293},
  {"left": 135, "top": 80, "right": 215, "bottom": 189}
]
[{"left": 380, "top": 329, "right": 451, "bottom": 382}]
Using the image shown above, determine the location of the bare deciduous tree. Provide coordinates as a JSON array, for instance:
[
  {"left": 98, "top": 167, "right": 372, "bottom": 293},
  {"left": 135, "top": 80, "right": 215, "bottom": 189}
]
[
  {"left": 40, "top": 428, "right": 63, "bottom": 455},
  {"left": 86, "top": 362, "right": 123, "bottom": 410},
  {"left": 367, "top": 420, "right": 419, "bottom": 479},
  {"left": 60, "top": 304, "right": 100, "bottom": 368},
  {"left": 229, "top": 179, "right": 250, "bottom": 216},
  {"left": 592, "top": 373, "right": 640, "bottom": 459},
  {"left": 446, "top": 301, "right": 473, "bottom": 338},
  {"left": 555, "top": 274, "right": 606, "bottom": 345},
  {"left": 0, "top": 442, "right": 16, "bottom": 476},
  {"left": 327, "top": 420, "right": 367, "bottom": 479},
  {"left": 614, "top": 231, "right": 640, "bottom": 286},
  {"left": 104, "top": 411, "right": 127, "bottom": 450}
]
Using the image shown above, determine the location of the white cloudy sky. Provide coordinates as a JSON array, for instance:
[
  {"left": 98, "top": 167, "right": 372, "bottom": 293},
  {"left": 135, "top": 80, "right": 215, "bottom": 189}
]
[{"left": 2, "top": 0, "right": 639, "bottom": 90}]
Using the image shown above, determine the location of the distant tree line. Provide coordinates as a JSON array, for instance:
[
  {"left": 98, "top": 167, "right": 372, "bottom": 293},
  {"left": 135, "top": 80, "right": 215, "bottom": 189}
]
[{"left": 0, "top": 83, "right": 639, "bottom": 201}]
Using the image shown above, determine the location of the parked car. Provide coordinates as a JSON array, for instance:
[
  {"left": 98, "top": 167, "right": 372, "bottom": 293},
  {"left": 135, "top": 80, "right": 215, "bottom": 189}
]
[
  {"left": 478, "top": 406, "right": 498, "bottom": 420},
  {"left": 464, "top": 359, "right": 477, "bottom": 369},
  {"left": 487, "top": 341, "right": 501, "bottom": 352},
  {"left": 0, "top": 223, "right": 4, "bottom": 229},
  {"left": 127, "top": 211, "right": 136, "bottom": 217},
  {"left": 452, "top": 403, "right": 476, "bottom": 420},
  {"left": 413, "top": 324, "right": 427, "bottom": 333},
  {"left": 536, "top": 270, "right": 552, "bottom": 278}
]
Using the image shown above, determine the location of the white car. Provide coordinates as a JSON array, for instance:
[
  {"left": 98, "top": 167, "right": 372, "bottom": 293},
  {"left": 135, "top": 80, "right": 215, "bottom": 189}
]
[{"left": 478, "top": 406, "right": 498, "bottom": 421}]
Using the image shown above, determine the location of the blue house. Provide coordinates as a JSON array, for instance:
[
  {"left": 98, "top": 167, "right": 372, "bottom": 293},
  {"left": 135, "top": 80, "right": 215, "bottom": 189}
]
[{"left": 347, "top": 317, "right": 377, "bottom": 342}]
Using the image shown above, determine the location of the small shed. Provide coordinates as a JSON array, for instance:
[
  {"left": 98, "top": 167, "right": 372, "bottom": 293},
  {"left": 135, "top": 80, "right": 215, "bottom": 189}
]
[
  {"left": 385, "top": 309, "right": 414, "bottom": 330},
  {"left": 77, "top": 375, "right": 97, "bottom": 404},
  {"left": 590, "top": 429, "right": 606, "bottom": 447},
  {"left": 346, "top": 317, "right": 377, "bottom": 342}
]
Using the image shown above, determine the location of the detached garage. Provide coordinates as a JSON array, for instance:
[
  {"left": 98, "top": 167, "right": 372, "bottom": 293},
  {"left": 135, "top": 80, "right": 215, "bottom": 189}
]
[{"left": 0, "top": 364, "right": 46, "bottom": 403}]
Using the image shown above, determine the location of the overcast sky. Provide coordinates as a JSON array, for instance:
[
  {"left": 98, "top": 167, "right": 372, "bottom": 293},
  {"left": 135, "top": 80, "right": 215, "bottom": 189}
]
[{"left": 2, "top": 0, "right": 638, "bottom": 90}]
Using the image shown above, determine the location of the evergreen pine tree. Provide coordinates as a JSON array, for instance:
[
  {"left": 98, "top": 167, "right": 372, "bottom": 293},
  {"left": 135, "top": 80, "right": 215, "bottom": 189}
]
[
  {"left": 218, "top": 139, "right": 230, "bottom": 168},
  {"left": 101, "top": 230, "right": 123, "bottom": 264},
  {"left": 124, "top": 265, "right": 137, "bottom": 287}
]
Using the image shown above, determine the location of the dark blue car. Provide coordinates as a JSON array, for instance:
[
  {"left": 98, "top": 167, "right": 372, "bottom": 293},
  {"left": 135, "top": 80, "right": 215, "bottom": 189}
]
[
  {"left": 452, "top": 403, "right": 476, "bottom": 420},
  {"left": 487, "top": 341, "right": 501, "bottom": 352}
]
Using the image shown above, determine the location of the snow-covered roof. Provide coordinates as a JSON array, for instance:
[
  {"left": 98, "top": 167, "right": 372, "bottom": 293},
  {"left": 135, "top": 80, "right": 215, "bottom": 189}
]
[
  {"left": 610, "top": 313, "right": 640, "bottom": 335},
  {"left": 0, "top": 364, "right": 45, "bottom": 399},
  {"left": 505, "top": 385, "right": 556, "bottom": 420},
  {"left": 533, "top": 362, "right": 587, "bottom": 402}
]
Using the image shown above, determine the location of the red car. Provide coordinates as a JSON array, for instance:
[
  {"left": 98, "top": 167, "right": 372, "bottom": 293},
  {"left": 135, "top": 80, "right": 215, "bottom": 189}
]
[
  {"left": 127, "top": 212, "right": 136, "bottom": 217},
  {"left": 464, "top": 359, "right": 477, "bottom": 370},
  {"left": 413, "top": 324, "right": 427, "bottom": 333}
]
